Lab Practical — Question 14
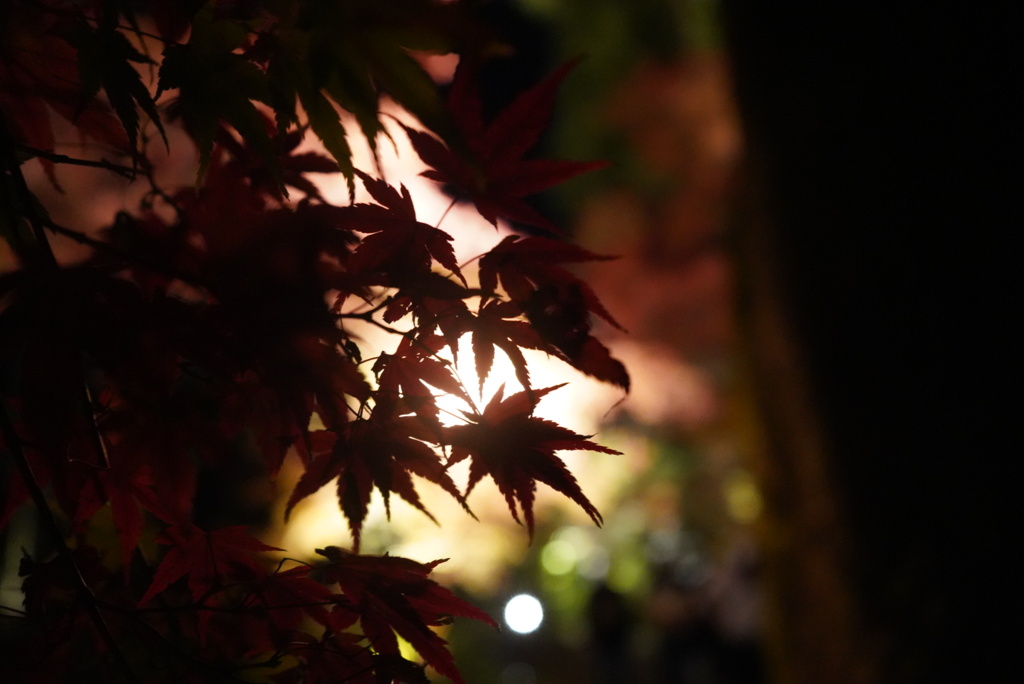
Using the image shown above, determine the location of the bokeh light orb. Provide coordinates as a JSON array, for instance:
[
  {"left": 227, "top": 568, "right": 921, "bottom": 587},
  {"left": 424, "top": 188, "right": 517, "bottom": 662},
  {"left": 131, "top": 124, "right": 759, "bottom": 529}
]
[{"left": 503, "top": 593, "right": 544, "bottom": 634}]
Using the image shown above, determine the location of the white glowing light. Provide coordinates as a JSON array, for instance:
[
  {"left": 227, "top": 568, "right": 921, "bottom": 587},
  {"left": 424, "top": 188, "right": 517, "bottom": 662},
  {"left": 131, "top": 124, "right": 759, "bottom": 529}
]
[{"left": 503, "top": 594, "right": 544, "bottom": 634}]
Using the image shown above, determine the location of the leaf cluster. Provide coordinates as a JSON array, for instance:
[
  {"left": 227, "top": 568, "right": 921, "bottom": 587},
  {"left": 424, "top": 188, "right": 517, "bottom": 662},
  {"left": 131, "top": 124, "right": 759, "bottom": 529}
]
[{"left": 0, "top": 1, "right": 626, "bottom": 682}]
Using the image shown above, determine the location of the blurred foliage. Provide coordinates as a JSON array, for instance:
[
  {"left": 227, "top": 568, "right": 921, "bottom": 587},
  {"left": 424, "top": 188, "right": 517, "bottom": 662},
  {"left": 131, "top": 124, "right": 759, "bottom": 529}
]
[{"left": 515, "top": 0, "right": 722, "bottom": 204}]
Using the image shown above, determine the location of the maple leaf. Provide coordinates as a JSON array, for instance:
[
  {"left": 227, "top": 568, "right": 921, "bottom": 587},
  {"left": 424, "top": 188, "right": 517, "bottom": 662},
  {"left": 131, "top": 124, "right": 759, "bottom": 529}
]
[
  {"left": 14, "top": 544, "right": 142, "bottom": 678},
  {"left": 96, "top": 459, "right": 164, "bottom": 570},
  {"left": 381, "top": 270, "right": 475, "bottom": 335},
  {"left": 373, "top": 333, "right": 474, "bottom": 429},
  {"left": 347, "top": 170, "right": 466, "bottom": 287},
  {"left": 158, "top": 6, "right": 277, "bottom": 183},
  {"left": 480, "top": 234, "right": 630, "bottom": 390},
  {"left": 446, "top": 384, "right": 621, "bottom": 537},
  {"left": 203, "top": 564, "right": 338, "bottom": 657},
  {"left": 213, "top": 122, "right": 339, "bottom": 200},
  {"left": 144, "top": 0, "right": 205, "bottom": 43},
  {"left": 250, "top": 565, "right": 336, "bottom": 629},
  {"left": 285, "top": 398, "right": 465, "bottom": 550},
  {"left": 139, "top": 523, "right": 280, "bottom": 607},
  {"left": 67, "top": 19, "right": 166, "bottom": 157},
  {"left": 254, "top": 0, "right": 466, "bottom": 197},
  {"left": 0, "top": 5, "right": 129, "bottom": 179},
  {"left": 479, "top": 234, "right": 621, "bottom": 325},
  {"left": 0, "top": 268, "right": 124, "bottom": 528},
  {"left": 403, "top": 58, "right": 608, "bottom": 233},
  {"left": 523, "top": 283, "right": 631, "bottom": 390},
  {"left": 256, "top": 27, "right": 358, "bottom": 196},
  {"left": 467, "top": 298, "right": 546, "bottom": 395},
  {"left": 314, "top": 547, "right": 497, "bottom": 684}
]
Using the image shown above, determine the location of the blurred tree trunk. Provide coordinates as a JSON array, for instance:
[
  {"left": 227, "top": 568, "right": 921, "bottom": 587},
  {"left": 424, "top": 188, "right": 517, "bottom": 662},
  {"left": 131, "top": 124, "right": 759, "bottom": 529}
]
[{"left": 722, "top": 6, "right": 1017, "bottom": 684}]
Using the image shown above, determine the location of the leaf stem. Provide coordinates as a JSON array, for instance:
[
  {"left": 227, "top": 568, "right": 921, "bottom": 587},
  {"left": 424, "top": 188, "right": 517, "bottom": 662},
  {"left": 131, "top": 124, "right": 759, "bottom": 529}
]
[
  {"left": 336, "top": 308, "right": 411, "bottom": 337},
  {"left": 434, "top": 197, "right": 458, "bottom": 230}
]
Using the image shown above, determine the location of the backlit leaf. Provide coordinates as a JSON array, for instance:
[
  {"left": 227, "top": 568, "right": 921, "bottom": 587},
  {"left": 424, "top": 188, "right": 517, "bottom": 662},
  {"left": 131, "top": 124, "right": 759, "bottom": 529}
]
[
  {"left": 446, "top": 384, "right": 620, "bottom": 537},
  {"left": 315, "top": 548, "right": 496, "bottom": 684},
  {"left": 404, "top": 58, "right": 608, "bottom": 233}
]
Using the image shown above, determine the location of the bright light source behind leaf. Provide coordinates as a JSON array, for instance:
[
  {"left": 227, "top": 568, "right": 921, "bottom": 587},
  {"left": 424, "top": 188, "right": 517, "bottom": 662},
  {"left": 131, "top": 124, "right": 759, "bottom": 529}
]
[{"left": 504, "top": 593, "right": 544, "bottom": 634}]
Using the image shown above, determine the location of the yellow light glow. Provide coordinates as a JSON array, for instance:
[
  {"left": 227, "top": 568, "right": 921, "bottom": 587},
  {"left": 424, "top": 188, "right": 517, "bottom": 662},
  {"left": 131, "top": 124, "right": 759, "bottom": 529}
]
[
  {"left": 725, "top": 469, "right": 762, "bottom": 523},
  {"left": 540, "top": 539, "right": 577, "bottom": 576}
]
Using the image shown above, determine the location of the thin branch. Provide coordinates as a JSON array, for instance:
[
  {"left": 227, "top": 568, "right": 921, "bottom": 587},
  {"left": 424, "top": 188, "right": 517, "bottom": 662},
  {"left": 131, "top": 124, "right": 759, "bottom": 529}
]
[
  {"left": 336, "top": 308, "right": 412, "bottom": 337},
  {"left": 17, "top": 145, "right": 138, "bottom": 179},
  {"left": 335, "top": 295, "right": 394, "bottom": 319}
]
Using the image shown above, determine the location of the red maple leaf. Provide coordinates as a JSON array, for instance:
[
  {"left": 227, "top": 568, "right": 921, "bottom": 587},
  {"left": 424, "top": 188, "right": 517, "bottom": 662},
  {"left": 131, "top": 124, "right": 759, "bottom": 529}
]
[
  {"left": 467, "top": 298, "right": 545, "bottom": 395},
  {"left": 285, "top": 398, "right": 465, "bottom": 550},
  {"left": 212, "top": 121, "right": 340, "bottom": 201},
  {"left": 479, "top": 234, "right": 621, "bottom": 325},
  {"left": 373, "top": 333, "right": 474, "bottom": 429},
  {"left": 139, "top": 523, "right": 280, "bottom": 607},
  {"left": 380, "top": 270, "right": 475, "bottom": 339},
  {"left": 347, "top": 170, "right": 466, "bottom": 287},
  {"left": 314, "top": 547, "right": 497, "bottom": 684},
  {"left": 445, "top": 384, "right": 621, "bottom": 537},
  {"left": 250, "top": 565, "right": 336, "bottom": 629},
  {"left": 206, "top": 564, "right": 337, "bottom": 657},
  {"left": 95, "top": 458, "right": 166, "bottom": 570},
  {"left": 480, "top": 235, "right": 630, "bottom": 389},
  {"left": 402, "top": 58, "right": 608, "bottom": 233}
]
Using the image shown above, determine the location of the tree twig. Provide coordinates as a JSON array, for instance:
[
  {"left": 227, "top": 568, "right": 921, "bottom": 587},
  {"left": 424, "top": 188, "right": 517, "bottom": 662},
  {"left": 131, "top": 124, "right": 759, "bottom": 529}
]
[{"left": 17, "top": 145, "right": 138, "bottom": 179}]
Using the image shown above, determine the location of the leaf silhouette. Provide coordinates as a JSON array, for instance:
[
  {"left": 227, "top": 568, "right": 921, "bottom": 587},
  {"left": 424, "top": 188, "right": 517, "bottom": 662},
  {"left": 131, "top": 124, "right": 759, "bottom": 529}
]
[
  {"left": 348, "top": 170, "right": 466, "bottom": 287},
  {"left": 467, "top": 298, "right": 545, "bottom": 395},
  {"left": 139, "top": 523, "right": 280, "bottom": 607},
  {"left": 446, "top": 384, "right": 621, "bottom": 537},
  {"left": 0, "top": 4, "right": 624, "bottom": 681},
  {"left": 285, "top": 397, "right": 465, "bottom": 550},
  {"left": 158, "top": 6, "right": 276, "bottom": 183},
  {"left": 69, "top": 20, "right": 166, "bottom": 156},
  {"left": 480, "top": 235, "right": 629, "bottom": 389},
  {"left": 0, "top": 3, "right": 128, "bottom": 179},
  {"left": 315, "top": 547, "right": 496, "bottom": 684},
  {"left": 403, "top": 58, "right": 608, "bottom": 233},
  {"left": 373, "top": 333, "right": 473, "bottom": 429},
  {"left": 278, "top": 630, "right": 376, "bottom": 684}
]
